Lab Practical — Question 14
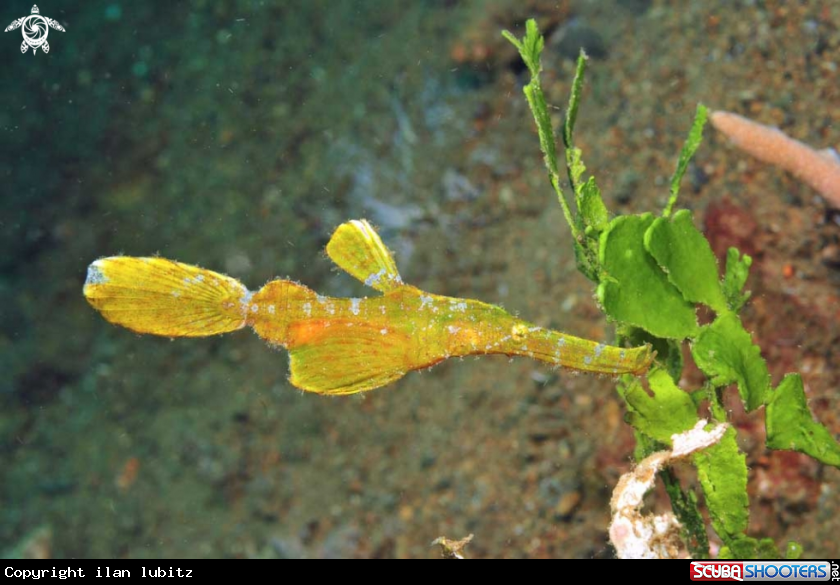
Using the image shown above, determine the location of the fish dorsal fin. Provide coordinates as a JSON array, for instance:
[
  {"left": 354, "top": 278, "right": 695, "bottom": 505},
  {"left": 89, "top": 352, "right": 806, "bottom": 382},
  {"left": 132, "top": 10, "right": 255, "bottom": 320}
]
[
  {"left": 287, "top": 321, "right": 409, "bottom": 394},
  {"left": 326, "top": 219, "right": 404, "bottom": 293}
]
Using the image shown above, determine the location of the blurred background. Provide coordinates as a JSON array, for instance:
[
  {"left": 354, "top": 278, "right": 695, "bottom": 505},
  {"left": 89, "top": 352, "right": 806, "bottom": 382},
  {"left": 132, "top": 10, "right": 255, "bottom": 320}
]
[{"left": 1, "top": 0, "right": 838, "bottom": 558}]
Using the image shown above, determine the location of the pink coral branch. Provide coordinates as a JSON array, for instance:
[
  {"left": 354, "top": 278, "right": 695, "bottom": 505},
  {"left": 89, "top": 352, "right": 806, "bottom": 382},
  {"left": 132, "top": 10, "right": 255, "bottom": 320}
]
[{"left": 710, "top": 110, "right": 840, "bottom": 209}]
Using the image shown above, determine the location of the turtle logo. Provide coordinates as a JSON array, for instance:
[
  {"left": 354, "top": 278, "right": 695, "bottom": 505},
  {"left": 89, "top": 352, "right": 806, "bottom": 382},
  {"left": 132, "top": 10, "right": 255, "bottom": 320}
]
[{"left": 5, "top": 5, "right": 65, "bottom": 55}]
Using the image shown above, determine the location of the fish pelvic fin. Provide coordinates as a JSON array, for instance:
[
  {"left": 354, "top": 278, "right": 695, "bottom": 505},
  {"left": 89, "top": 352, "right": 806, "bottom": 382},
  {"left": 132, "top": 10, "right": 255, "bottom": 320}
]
[
  {"left": 326, "top": 219, "right": 403, "bottom": 293},
  {"left": 83, "top": 257, "right": 248, "bottom": 337},
  {"left": 287, "top": 321, "right": 409, "bottom": 394}
]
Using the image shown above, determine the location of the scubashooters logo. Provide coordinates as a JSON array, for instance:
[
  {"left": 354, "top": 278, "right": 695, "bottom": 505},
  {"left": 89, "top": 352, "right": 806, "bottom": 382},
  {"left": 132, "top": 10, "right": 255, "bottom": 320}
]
[
  {"left": 691, "top": 561, "right": 835, "bottom": 582},
  {"left": 692, "top": 562, "right": 744, "bottom": 582},
  {"left": 4, "top": 5, "right": 65, "bottom": 54}
]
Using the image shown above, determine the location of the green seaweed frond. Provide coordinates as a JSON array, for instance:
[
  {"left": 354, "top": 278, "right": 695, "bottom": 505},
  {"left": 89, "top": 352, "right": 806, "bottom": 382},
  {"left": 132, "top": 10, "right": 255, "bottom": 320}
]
[{"left": 504, "top": 19, "right": 833, "bottom": 560}]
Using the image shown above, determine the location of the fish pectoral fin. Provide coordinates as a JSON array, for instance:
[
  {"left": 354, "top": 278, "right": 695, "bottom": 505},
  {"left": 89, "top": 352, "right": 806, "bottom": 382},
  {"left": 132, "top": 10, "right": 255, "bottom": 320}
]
[
  {"left": 325, "top": 219, "right": 403, "bottom": 293},
  {"left": 287, "top": 321, "right": 409, "bottom": 395}
]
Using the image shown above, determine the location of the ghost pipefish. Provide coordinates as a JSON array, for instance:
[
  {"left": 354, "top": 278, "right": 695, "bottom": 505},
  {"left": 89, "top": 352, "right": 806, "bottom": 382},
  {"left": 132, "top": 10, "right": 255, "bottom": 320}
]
[{"left": 83, "top": 220, "right": 654, "bottom": 395}]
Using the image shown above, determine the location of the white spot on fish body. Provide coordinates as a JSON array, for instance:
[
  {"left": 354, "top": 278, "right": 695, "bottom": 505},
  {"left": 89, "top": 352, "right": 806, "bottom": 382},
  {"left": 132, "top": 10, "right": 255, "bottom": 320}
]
[
  {"left": 450, "top": 301, "right": 467, "bottom": 312},
  {"left": 350, "top": 298, "right": 361, "bottom": 315},
  {"left": 419, "top": 295, "right": 434, "bottom": 310},
  {"left": 595, "top": 344, "right": 605, "bottom": 357},
  {"left": 380, "top": 328, "right": 388, "bottom": 335},
  {"left": 251, "top": 304, "right": 259, "bottom": 313},
  {"left": 85, "top": 263, "right": 108, "bottom": 285},
  {"left": 302, "top": 302, "right": 312, "bottom": 316},
  {"left": 268, "top": 305, "right": 275, "bottom": 314},
  {"left": 447, "top": 325, "right": 461, "bottom": 334},
  {"left": 584, "top": 356, "right": 593, "bottom": 365},
  {"left": 316, "top": 294, "right": 327, "bottom": 304},
  {"left": 365, "top": 269, "right": 386, "bottom": 288}
]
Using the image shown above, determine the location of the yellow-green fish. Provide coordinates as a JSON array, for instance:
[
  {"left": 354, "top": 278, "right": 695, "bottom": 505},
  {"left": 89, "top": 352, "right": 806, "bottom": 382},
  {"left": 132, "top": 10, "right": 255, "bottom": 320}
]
[{"left": 83, "top": 220, "right": 653, "bottom": 394}]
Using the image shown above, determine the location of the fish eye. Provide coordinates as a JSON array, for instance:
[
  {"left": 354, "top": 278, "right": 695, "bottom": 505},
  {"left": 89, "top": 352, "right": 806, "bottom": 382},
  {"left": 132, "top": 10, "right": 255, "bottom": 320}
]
[{"left": 511, "top": 323, "right": 529, "bottom": 342}]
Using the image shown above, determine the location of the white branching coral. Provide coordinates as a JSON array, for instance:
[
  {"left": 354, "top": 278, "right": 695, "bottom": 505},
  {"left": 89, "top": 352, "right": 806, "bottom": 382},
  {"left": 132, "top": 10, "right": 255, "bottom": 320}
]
[{"left": 609, "top": 420, "right": 728, "bottom": 559}]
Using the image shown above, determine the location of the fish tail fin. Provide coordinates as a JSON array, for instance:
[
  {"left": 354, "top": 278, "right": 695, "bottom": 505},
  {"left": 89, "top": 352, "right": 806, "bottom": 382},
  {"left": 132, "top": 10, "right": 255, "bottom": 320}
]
[{"left": 83, "top": 257, "right": 249, "bottom": 337}]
